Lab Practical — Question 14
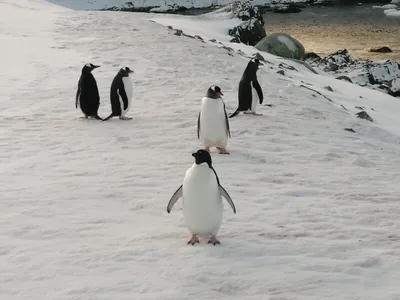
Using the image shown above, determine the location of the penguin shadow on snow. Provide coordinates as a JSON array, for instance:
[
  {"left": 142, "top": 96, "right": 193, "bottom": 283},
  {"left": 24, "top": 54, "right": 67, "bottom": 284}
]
[
  {"left": 75, "top": 63, "right": 135, "bottom": 121},
  {"left": 167, "top": 149, "right": 237, "bottom": 246}
]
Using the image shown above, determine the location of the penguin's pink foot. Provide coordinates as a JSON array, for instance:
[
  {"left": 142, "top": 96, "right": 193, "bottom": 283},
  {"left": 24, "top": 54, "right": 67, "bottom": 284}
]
[
  {"left": 187, "top": 235, "right": 200, "bottom": 245},
  {"left": 217, "top": 147, "right": 230, "bottom": 155},
  {"left": 252, "top": 112, "right": 263, "bottom": 116},
  {"left": 79, "top": 116, "right": 88, "bottom": 119},
  {"left": 119, "top": 116, "right": 132, "bottom": 120},
  {"left": 205, "top": 147, "right": 210, "bottom": 153},
  {"left": 243, "top": 111, "right": 253, "bottom": 115},
  {"left": 208, "top": 235, "right": 220, "bottom": 245}
]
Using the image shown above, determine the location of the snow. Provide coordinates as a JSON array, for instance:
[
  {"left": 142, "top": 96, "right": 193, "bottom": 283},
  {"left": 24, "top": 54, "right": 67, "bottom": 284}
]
[
  {"left": 385, "top": 8, "right": 400, "bottom": 17},
  {"left": 2, "top": 1, "right": 400, "bottom": 300}
]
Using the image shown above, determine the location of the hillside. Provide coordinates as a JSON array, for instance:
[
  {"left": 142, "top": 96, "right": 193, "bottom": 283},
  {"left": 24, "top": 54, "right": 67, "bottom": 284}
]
[{"left": 1, "top": 0, "right": 400, "bottom": 299}]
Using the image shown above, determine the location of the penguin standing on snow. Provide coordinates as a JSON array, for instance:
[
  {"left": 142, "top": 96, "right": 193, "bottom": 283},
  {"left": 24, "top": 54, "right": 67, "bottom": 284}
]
[
  {"left": 103, "top": 66, "right": 134, "bottom": 121},
  {"left": 167, "top": 149, "right": 236, "bottom": 245},
  {"left": 229, "top": 58, "right": 264, "bottom": 118},
  {"left": 76, "top": 63, "right": 102, "bottom": 120},
  {"left": 197, "top": 85, "right": 231, "bottom": 155}
]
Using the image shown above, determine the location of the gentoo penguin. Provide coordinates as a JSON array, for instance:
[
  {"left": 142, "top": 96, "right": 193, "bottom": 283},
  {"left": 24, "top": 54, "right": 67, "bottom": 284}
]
[
  {"left": 229, "top": 58, "right": 264, "bottom": 118},
  {"left": 103, "top": 66, "right": 134, "bottom": 121},
  {"left": 76, "top": 63, "right": 102, "bottom": 120},
  {"left": 197, "top": 85, "right": 231, "bottom": 155},
  {"left": 167, "top": 149, "right": 236, "bottom": 245}
]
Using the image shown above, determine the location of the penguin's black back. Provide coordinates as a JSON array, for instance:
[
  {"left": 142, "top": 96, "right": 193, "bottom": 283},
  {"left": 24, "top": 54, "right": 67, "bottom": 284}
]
[{"left": 77, "top": 72, "right": 100, "bottom": 116}]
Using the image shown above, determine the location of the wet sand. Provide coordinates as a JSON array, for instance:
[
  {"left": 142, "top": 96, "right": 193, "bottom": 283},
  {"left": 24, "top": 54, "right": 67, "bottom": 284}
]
[{"left": 262, "top": 4, "right": 400, "bottom": 61}]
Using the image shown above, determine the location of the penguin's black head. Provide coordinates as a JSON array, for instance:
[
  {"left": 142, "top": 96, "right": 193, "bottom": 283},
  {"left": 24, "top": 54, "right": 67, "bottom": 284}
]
[
  {"left": 192, "top": 149, "right": 212, "bottom": 167},
  {"left": 206, "top": 85, "right": 223, "bottom": 99},
  {"left": 82, "top": 63, "right": 100, "bottom": 74},
  {"left": 249, "top": 58, "right": 263, "bottom": 72},
  {"left": 119, "top": 66, "right": 134, "bottom": 77}
]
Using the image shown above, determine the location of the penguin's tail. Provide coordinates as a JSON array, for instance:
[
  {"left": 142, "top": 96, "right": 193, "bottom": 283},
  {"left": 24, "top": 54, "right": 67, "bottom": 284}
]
[
  {"left": 229, "top": 108, "right": 240, "bottom": 119},
  {"left": 93, "top": 115, "right": 103, "bottom": 121},
  {"left": 102, "top": 113, "right": 114, "bottom": 122}
]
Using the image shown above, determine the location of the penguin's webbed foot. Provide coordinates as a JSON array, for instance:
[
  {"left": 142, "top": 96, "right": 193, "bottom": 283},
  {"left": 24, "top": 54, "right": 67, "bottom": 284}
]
[
  {"left": 79, "top": 116, "right": 88, "bottom": 119},
  {"left": 119, "top": 116, "right": 132, "bottom": 120},
  {"left": 205, "top": 147, "right": 210, "bottom": 153},
  {"left": 217, "top": 147, "right": 230, "bottom": 155},
  {"left": 187, "top": 235, "right": 200, "bottom": 245},
  {"left": 208, "top": 236, "right": 220, "bottom": 245}
]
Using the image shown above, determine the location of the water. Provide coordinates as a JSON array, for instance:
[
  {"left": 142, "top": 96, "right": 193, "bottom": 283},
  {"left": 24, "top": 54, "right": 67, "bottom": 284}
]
[{"left": 262, "top": 3, "right": 400, "bottom": 61}]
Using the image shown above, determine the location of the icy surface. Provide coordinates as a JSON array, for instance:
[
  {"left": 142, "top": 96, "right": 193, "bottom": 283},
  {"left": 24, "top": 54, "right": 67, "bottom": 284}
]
[{"left": 1, "top": 1, "right": 400, "bottom": 300}]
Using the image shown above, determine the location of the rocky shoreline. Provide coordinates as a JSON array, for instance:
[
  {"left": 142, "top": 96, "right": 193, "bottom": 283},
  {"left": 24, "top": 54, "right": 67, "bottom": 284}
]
[
  {"left": 104, "top": 0, "right": 399, "bottom": 97},
  {"left": 100, "top": 0, "right": 392, "bottom": 14}
]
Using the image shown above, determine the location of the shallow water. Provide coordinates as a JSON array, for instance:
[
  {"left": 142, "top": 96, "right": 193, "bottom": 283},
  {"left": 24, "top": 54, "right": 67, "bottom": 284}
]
[{"left": 263, "top": 4, "right": 400, "bottom": 61}]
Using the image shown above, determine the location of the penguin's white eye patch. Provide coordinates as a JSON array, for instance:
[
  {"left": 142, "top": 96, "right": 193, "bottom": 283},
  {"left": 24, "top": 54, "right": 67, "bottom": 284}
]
[
  {"left": 85, "top": 63, "right": 91, "bottom": 67},
  {"left": 122, "top": 67, "right": 126, "bottom": 71}
]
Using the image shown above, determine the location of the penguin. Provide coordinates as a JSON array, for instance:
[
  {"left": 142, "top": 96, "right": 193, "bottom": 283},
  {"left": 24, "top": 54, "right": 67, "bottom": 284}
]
[
  {"left": 75, "top": 63, "right": 102, "bottom": 120},
  {"left": 167, "top": 149, "right": 236, "bottom": 245},
  {"left": 229, "top": 58, "right": 264, "bottom": 118},
  {"left": 197, "top": 85, "right": 231, "bottom": 155},
  {"left": 102, "top": 66, "right": 134, "bottom": 121}
]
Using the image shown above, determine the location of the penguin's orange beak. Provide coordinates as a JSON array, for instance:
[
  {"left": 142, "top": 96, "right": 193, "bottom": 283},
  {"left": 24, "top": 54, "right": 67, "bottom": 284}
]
[{"left": 216, "top": 91, "right": 223, "bottom": 97}]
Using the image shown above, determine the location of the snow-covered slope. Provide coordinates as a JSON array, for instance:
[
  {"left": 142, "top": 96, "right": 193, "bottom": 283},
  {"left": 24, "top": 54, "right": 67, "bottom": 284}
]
[
  {"left": 46, "top": 0, "right": 306, "bottom": 10},
  {"left": 1, "top": 1, "right": 400, "bottom": 299}
]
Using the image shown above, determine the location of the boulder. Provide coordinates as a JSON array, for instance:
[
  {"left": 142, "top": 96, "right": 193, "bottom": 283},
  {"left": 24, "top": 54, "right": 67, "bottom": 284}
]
[
  {"left": 254, "top": 33, "right": 305, "bottom": 60},
  {"left": 368, "top": 46, "right": 393, "bottom": 53},
  {"left": 228, "top": 19, "right": 266, "bottom": 46}
]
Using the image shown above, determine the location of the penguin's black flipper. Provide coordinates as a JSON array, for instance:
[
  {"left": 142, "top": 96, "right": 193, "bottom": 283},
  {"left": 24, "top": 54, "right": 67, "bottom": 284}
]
[
  {"left": 102, "top": 113, "right": 114, "bottom": 121},
  {"left": 252, "top": 79, "right": 263, "bottom": 105},
  {"left": 197, "top": 112, "right": 201, "bottom": 139},
  {"left": 223, "top": 102, "right": 231, "bottom": 138}
]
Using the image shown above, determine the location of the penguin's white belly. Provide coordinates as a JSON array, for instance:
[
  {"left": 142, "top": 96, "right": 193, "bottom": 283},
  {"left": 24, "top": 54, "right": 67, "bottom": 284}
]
[
  {"left": 199, "top": 97, "right": 228, "bottom": 148},
  {"left": 251, "top": 88, "right": 258, "bottom": 112},
  {"left": 182, "top": 165, "right": 223, "bottom": 236},
  {"left": 118, "top": 76, "right": 133, "bottom": 116}
]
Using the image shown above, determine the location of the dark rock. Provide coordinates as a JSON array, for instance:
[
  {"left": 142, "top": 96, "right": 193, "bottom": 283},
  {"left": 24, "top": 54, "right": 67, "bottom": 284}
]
[
  {"left": 335, "top": 75, "right": 353, "bottom": 83},
  {"left": 368, "top": 46, "right": 392, "bottom": 53},
  {"left": 232, "top": 1, "right": 264, "bottom": 25},
  {"left": 356, "top": 111, "right": 373, "bottom": 122},
  {"left": 326, "top": 64, "right": 339, "bottom": 72},
  {"left": 345, "top": 128, "right": 356, "bottom": 133},
  {"left": 228, "top": 18, "right": 266, "bottom": 46},
  {"left": 173, "top": 29, "right": 183, "bottom": 36},
  {"left": 276, "top": 70, "right": 285, "bottom": 76},
  {"left": 388, "top": 78, "right": 400, "bottom": 97},
  {"left": 324, "top": 86, "right": 333, "bottom": 92},
  {"left": 306, "top": 48, "right": 400, "bottom": 97},
  {"left": 303, "top": 52, "right": 321, "bottom": 62},
  {"left": 167, "top": 25, "right": 173, "bottom": 30},
  {"left": 228, "top": 1, "right": 266, "bottom": 46},
  {"left": 278, "top": 63, "right": 297, "bottom": 71}
]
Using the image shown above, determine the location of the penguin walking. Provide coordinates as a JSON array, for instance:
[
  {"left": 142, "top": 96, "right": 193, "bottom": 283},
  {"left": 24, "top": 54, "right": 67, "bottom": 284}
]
[
  {"left": 103, "top": 67, "right": 134, "bottom": 121},
  {"left": 76, "top": 63, "right": 103, "bottom": 120},
  {"left": 229, "top": 58, "right": 264, "bottom": 118},
  {"left": 167, "top": 149, "right": 236, "bottom": 245},
  {"left": 197, "top": 85, "right": 231, "bottom": 155}
]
